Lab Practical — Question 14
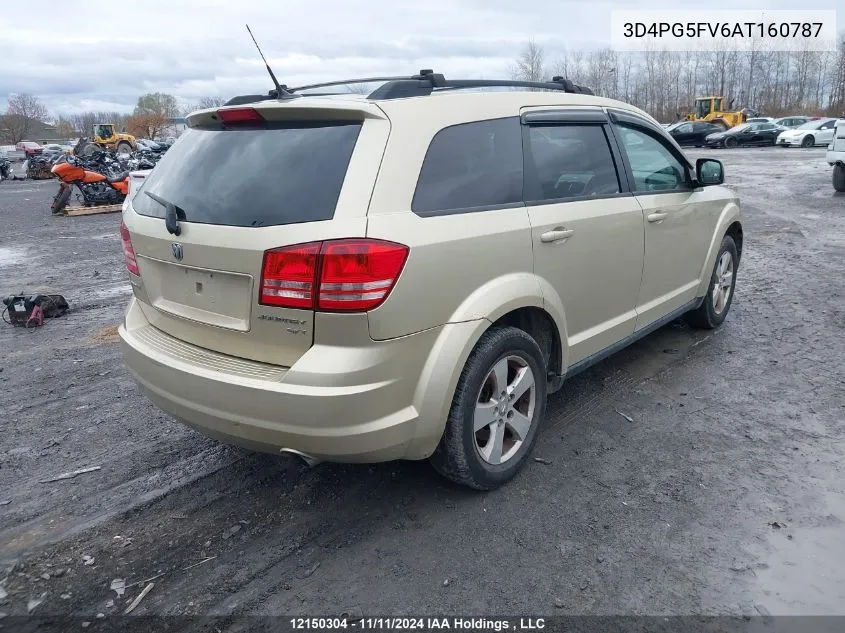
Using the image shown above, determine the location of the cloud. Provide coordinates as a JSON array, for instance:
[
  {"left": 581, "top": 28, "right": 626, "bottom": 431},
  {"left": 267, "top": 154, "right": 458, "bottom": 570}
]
[{"left": 1, "top": 0, "right": 842, "bottom": 115}]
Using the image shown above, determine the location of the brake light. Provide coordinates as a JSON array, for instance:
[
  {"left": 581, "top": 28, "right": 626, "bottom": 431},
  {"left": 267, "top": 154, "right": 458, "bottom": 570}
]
[
  {"left": 260, "top": 243, "right": 321, "bottom": 308},
  {"left": 259, "top": 239, "right": 409, "bottom": 312},
  {"left": 217, "top": 107, "right": 264, "bottom": 125},
  {"left": 120, "top": 221, "right": 140, "bottom": 276},
  {"left": 318, "top": 240, "right": 409, "bottom": 311}
]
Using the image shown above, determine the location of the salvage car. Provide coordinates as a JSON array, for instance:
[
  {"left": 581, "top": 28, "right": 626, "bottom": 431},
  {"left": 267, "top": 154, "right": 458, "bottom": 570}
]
[
  {"left": 119, "top": 71, "right": 742, "bottom": 490},
  {"left": 773, "top": 116, "right": 809, "bottom": 129},
  {"left": 16, "top": 141, "right": 42, "bottom": 157},
  {"left": 827, "top": 119, "right": 845, "bottom": 192},
  {"left": 776, "top": 118, "right": 837, "bottom": 148},
  {"left": 665, "top": 121, "right": 725, "bottom": 147},
  {"left": 705, "top": 121, "right": 783, "bottom": 148}
]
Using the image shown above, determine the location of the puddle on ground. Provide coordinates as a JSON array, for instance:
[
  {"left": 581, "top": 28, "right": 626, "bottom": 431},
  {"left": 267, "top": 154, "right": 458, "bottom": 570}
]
[
  {"left": 91, "top": 284, "right": 131, "bottom": 299},
  {"left": 753, "top": 492, "right": 845, "bottom": 615},
  {"left": 0, "top": 246, "right": 26, "bottom": 268}
]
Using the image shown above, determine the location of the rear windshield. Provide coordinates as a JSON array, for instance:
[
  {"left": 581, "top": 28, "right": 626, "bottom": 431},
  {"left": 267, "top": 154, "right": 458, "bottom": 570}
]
[{"left": 132, "top": 122, "right": 362, "bottom": 227}]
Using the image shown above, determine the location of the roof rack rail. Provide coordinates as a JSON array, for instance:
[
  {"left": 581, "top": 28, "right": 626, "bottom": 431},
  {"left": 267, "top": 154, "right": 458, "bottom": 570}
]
[
  {"left": 221, "top": 69, "right": 593, "bottom": 107},
  {"left": 367, "top": 70, "right": 594, "bottom": 100}
]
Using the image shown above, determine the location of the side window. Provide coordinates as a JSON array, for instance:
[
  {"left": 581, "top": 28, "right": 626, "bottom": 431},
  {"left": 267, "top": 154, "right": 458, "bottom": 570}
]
[
  {"left": 616, "top": 125, "right": 689, "bottom": 193},
  {"left": 412, "top": 117, "right": 523, "bottom": 215},
  {"left": 821, "top": 121, "right": 834, "bottom": 129},
  {"left": 760, "top": 124, "right": 776, "bottom": 131},
  {"left": 524, "top": 124, "right": 620, "bottom": 201},
  {"left": 674, "top": 123, "right": 693, "bottom": 134}
]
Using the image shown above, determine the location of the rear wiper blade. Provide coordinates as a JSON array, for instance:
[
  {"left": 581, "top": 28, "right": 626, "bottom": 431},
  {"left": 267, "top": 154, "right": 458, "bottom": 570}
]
[{"left": 144, "top": 191, "right": 186, "bottom": 236}]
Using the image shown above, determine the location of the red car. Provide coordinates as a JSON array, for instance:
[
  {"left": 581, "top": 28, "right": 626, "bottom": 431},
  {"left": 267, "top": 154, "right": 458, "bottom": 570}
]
[{"left": 16, "top": 141, "right": 43, "bottom": 157}]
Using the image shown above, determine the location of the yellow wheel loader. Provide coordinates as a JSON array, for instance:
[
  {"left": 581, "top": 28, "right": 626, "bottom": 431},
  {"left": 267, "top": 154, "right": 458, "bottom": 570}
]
[
  {"left": 92, "top": 123, "right": 137, "bottom": 155},
  {"left": 685, "top": 97, "right": 749, "bottom": 129}
]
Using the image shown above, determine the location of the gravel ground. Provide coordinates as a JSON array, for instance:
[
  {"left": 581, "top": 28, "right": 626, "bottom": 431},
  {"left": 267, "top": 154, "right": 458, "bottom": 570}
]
[{"left": 0, "top": 148, "right": 844, "bottom": 624}]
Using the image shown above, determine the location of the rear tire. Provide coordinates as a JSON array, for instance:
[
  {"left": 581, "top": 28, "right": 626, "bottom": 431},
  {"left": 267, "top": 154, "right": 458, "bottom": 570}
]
[
  {"left": 685, "top": 235, "right": 738, "bottom": 329},
  {"left": 430, "top": 327, "right": 548, "bottom": 490},
  {"left": 834, "top": 164, "right": 845, "bottom": 192},
  {"left": 51, "top": 185, "right": 72, "bottom": 215},
  {"left": 801, "top": 135, "right": 814, "bottom": 148}
]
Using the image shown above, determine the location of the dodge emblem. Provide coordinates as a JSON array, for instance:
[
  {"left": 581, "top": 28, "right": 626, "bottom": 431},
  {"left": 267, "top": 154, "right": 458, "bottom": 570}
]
[{"left": 171, "top": 243, "right": 183, "bottom": 261}]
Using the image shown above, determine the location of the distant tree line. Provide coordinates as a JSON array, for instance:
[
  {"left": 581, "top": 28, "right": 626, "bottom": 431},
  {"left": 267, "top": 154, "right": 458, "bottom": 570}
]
[
  {"left": 511, "top": 36, "right": 845, "bottom": 122},
  {"left": 0, "top": 92, "right": 229, "bottom": 144}
]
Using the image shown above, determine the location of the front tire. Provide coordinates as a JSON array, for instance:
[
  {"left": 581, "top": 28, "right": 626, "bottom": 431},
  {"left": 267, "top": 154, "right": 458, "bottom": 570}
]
[
  {"left": 834, "top": 164, "right": 845, "bottom": 192},
  {"left": 724, "top": 137, "right": 737, "bottom": 148},
  {"left": 801, "top": 135, "right": 814, "bottom": 148},
  {"left": 430, "top": 327, "right": 548, "bottom": 490},
  {"left": 685, "top": 235, "right": 738, "bottom": 329},
  {"left": 51, "top": 185, "right": 72, "bottom": 215},
  {"left": 116, "top": 141, "right": 132, "bottom": 156}
]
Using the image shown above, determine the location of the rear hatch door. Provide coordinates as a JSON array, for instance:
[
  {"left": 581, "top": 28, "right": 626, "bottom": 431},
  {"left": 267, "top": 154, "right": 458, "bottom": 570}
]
[{"left": 123, "top": 101, "right": 388, "bottom": 366}]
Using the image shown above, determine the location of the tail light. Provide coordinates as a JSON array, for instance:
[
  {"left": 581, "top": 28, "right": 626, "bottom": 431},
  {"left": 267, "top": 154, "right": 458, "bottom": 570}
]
[
  {"left": 260, "top": 243, "right": 321, "bottom": 309},
  {"left": 260, "top": 239, "right": 409, "bottom": 312},
  {"left": 120, "top": 221, "right": 140, "bottom": 276}
]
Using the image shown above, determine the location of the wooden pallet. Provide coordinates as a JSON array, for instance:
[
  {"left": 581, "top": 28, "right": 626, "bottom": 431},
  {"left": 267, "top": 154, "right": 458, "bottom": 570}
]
[{"left": 63, "top": 203, "right": 123, "bottom": 217}]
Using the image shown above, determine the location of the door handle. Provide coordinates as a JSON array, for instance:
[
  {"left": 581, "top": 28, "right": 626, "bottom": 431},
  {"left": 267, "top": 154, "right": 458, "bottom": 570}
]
[
  {"left": 540, "top": 228, "right": 575, "bottom": 243},
  {"left": 647, "top": 212, "right": 668, "bottom": 223}
]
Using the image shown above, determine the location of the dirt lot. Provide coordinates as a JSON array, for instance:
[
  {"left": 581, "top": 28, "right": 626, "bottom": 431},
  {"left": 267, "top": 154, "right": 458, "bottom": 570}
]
[{"left": 1, "top": 148, "right": 844, "bottom": 624}]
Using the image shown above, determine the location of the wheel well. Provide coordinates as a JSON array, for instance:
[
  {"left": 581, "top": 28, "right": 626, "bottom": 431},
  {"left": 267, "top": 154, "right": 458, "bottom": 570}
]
[
  {"left": 726, "top": 221, "right": 743, "bottom": 261},
  {"left": 492, "top": 307, "right": 562, "bottom": 388}
]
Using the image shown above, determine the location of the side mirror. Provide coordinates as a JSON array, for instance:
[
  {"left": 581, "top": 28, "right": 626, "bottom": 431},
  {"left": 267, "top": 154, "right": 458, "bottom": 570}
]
[{"left": 696, "top": 158, "right": 724, "bottom": 186}]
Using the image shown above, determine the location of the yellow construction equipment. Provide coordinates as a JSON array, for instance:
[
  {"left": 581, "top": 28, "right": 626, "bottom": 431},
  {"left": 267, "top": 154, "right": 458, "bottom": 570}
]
[
  {"left": 92, "top": 123, "right": 137, "bottom": 155},
  {"left": 685, "top": 97, "right": 746, "bottom": 129}
]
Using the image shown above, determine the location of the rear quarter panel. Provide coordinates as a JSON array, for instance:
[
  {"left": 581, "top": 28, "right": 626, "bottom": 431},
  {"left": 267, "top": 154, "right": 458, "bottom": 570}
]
[{"left": 365, "top": 96, "right": 541, "bottom": 341}]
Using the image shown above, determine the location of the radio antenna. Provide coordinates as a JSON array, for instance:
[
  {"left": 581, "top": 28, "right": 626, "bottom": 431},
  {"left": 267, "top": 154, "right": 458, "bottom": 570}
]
[{"left": 245, "top": 24, "right": 288, "bottom": 97}]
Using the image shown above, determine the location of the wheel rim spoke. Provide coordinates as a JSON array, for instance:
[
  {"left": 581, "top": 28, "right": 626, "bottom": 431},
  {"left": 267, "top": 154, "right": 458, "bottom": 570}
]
[
  {"left": 491, "top": 358, "right": 508, "bottom": 394},
  {"left": 508, "top": 411, "right": 531, "bottom": 441},
  {"left": 508, "top": 366, "right": 534, "bottom": 401},
  {"left": 482, "top": 420, "right": 506, "bottom": 465},
  {"left": 474, "top": 400, "right": 499, "bottom": 432}
]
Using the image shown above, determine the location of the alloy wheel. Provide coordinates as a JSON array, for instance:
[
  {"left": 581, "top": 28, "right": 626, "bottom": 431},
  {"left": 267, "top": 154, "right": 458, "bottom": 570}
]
[
  {"left": 473, "top": 356, "right": 536, "bottom": 465},
  {"left": 712, "top": 251, "right": 734, "bottom": 314}
]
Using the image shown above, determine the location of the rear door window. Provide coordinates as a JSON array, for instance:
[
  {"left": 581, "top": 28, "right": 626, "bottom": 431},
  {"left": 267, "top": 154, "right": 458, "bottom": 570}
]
[
  {"left": 412, "top": 117, "right": 523, "bottom": 215},
  {"left": 524, "top": 124, "right": 621, "bottom": 201},
  {"left": 132, "top": 122, "right": 362, "bottom": 227}
]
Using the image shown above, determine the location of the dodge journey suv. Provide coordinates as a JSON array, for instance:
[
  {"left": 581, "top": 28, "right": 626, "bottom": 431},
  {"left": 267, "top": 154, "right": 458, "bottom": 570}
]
[{"left": 119, "top": 70, "right": 742, "bottom": 490}]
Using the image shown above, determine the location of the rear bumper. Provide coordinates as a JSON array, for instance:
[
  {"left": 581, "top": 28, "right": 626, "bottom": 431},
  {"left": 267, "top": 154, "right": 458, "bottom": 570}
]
[
  {"left": 119, "top": 297, "right": 448, "bottom": 462},
  {"left": 827, "top": 150, "right": 845, "bottom": 166}
]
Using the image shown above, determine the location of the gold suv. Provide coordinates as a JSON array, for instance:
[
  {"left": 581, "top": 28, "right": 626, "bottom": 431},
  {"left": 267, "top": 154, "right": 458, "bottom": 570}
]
[{"left": 119, "top": 71, "right": 742, "bottom": 489}]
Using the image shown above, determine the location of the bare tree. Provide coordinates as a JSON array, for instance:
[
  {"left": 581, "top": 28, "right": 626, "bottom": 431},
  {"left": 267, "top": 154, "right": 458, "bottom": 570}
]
[
  {"left": 510, "top": 40, "right": 546, "bottom": 82},
  {"left": 512, "top": 35, "right": 845, "bottom": 122},
  {"left": 185, "top": 96, "right": 228, "bottom": 114},
  {"left": 1, "top": 93, "right": 49, "bottom": 143},
  {"left": 68, "top": 112, "right": 129, "bottom": 138}
]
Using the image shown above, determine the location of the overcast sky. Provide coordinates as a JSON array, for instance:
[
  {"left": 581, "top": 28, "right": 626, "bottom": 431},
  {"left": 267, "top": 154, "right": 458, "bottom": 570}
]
[{"left": 1, "top": 0, "right": 841, "bottom": 117}]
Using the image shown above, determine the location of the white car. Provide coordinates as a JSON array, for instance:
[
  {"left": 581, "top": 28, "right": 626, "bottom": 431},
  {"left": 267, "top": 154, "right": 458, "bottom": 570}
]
[
  {"left": 827, "top": 119, "right": 845, "bottom": 192},
  {"left": 773, "top": 116, "right": 809, "bottom": 129},
  {"left": 776, "top": 118, "right": 837, "bottom": 147}
]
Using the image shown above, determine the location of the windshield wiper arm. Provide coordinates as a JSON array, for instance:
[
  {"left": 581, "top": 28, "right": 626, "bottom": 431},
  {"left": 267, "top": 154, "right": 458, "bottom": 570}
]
[{"left": 144, "top": 191, "right": 186, "bottom": 236}]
